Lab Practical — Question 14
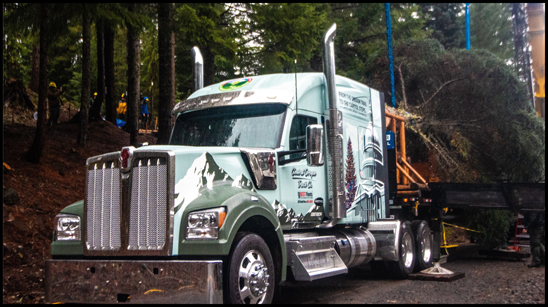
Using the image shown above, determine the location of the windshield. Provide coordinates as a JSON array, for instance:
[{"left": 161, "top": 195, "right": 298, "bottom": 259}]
[{"left": 170, "top": 103, "right": 286, "bottom": 148}]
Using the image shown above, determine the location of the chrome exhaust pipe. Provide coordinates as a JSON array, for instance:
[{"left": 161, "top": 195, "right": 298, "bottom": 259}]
[
  {"left": 191, "top": 46, "right": 203, "bottom": 91},
  {"left": 322, "top": 23, "right": 346, "bottom": 220}
]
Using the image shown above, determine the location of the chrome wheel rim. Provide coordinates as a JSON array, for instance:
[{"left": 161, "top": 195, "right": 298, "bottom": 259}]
[
  {"left": 401, "top": 232, "right": 414, "bottom": 269},
  {"left": 238, "top": 250, "right": 270, "bottom": 304},
  {"left": 420, "top": 229, "right": 432, "bottom": 263}
]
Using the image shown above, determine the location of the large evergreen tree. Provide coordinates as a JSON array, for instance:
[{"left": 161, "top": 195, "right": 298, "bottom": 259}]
[
  {"left": 25, "top": 3, "right": 48, "bottom": 164},
  {"left": 90, "top": 16, "right": 105, "bottom": 121},
  {"left": 78, "top": 5, "right": 91, "bottom": 146},
  {"left": 126, "top": 3, "right": 141, "bottom": 146},
  {"left": 345, "top": 138, "right": 357, "bottom": 210},
  {"left": 365, "top": 39, "right": 544, "bottom": 183},
  {"left": 470, "top": 3, "right": 514, "bottom": 63},
  {"left": 157, "top": 3, "right": 175, "bottom": 145},
  {"left": 418, "top": 3, "right": 465, "bottom": 50}
]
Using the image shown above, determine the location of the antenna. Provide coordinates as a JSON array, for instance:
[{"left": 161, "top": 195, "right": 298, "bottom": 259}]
[{"left": 295, "top": 59, "right": 298, "bottom": 116}]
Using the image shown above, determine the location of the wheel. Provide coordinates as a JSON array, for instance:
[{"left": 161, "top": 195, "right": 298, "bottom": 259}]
[
  {"left": 411, "top": 220, "right": 433, "bottom": 272},
  {"left": 226, "top": 232, "right": 275, "bottom": 304},
  {"left": 388, "top": 221, "right": 415, "bottom": 279}
]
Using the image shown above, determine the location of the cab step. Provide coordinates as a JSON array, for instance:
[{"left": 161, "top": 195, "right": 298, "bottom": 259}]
[{"left": 286, "top": 235, "right": 347, "bottom": 281}]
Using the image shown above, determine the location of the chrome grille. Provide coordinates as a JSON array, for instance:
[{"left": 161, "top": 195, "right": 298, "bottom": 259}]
[
  {"left": 86, "top": 161, "right": 121, "bottom": 250},
  {"left": 128, "top": 158, "right": 167, "bottom": 250}
]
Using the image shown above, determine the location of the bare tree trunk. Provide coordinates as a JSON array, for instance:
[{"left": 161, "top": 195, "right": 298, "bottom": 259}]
[
  {"left": 202, "top": 45, "right": 215, "bottom": 87},
  {"left": 157, "top": 3, "right": 175, "bottom": 144},
  {"left": 127, "top": 3, "right": 141, "bottom": 146},
  {"left": 30, "top": 43, "right": 40, "bottom": 93},
  {"left": 104, "top": 21, "right": 116, "bottom": 124},
  {"left": 25, "top": 3, "right": 48, "bottom": 164},
  {"left": 90, "top": 17, "right": 105, "bottom": 120},
  {"left": 78, "top": 7, "right": 91, "bottom": 146}
]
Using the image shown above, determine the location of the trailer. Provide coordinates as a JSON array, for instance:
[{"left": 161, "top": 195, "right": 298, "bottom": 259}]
[{"left": 45, "top": 23, "right": 544, "bottom": 304}]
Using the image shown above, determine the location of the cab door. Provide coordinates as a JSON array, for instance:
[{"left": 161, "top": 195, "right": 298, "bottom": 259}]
[{"left": 277, "top": 112, "right": 326, "bottom": 228}]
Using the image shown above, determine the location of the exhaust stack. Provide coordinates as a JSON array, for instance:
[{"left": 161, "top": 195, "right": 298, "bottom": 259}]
[
  {"left": 191, "top": 46, "right": 203, "bottom": 91},
  {"left": 322, "top": 23, "right": 346, "bottom": 220}
]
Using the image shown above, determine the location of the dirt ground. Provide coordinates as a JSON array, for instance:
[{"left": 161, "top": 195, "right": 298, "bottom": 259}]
[
  {"left": 3, "top": 103, "right": 156, "bottom": 304},
  {"left": 275, "top": 244, "right": 545, "bottom": 304}
]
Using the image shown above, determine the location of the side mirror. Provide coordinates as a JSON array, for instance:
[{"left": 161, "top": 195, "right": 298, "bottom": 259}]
[{"left": 306, "top": 124, "right": 324, "bottom": 166}]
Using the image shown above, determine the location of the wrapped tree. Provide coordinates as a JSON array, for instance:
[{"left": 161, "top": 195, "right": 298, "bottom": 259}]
[{"left": 345, "top": 138, "right": 357, "bottom": 209}]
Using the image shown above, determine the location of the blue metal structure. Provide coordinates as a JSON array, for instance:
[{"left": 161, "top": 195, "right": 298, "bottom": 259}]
[
  {"left": 465, "top": 3, "right": 471, "bottom": 50},
  {"left": 385, "top": 3, "right": 396, "bottom": 108}
]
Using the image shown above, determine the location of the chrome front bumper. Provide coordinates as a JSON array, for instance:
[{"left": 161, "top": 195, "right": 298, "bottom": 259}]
[{"left": 45, "top": 259, "right": 223, "bottom": 304}]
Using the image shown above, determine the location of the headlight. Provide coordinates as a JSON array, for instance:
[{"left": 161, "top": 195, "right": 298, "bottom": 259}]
[
  {"left": 186, "top": 207, "right": 226, "bottom": 240},
  {"left": 54, "top": 214, "right": 81, "bottom": 241}
]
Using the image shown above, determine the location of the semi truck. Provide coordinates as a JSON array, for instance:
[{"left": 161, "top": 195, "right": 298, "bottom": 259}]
[{"left": 45, "top": 24, "right": 544, "bottom": 304}]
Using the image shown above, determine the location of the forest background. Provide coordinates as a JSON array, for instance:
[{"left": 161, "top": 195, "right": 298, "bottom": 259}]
[{"left": 3, "top": 3, "right": 545, "bottom": 248}]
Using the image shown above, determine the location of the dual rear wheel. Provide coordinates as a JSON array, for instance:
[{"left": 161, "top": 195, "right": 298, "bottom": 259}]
[{"left": 370, "top": 220, "right": 433, "bottom": 279}]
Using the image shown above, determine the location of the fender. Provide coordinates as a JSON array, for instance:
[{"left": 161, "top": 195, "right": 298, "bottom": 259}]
[{"left": 176, "top": 184, "right": 286, "bottom": 281}]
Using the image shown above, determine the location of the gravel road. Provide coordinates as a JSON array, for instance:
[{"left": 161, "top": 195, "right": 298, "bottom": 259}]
[{"left": 274, "top": 243, "right": 545, "bottom": 304}]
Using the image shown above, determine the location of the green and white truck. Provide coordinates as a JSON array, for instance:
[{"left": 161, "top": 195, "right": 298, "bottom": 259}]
[{"left": 45, "top": 23, "right": 544, "bottom": 304}]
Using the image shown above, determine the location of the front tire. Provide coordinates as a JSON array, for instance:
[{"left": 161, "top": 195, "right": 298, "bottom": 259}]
[
  {"left": 411, "top": 220, "right": 433, "bottom": 272},
  {"left": 388, "top": 221, "right": 415, "bottom": 279},
  {"left": 226, "top": 232, "right": 275, "bottom": 304}
]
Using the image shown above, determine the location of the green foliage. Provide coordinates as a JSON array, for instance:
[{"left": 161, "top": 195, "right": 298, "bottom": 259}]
[
  {"left": 418, "top": 3, "right": 466, "bottom": 50},
  {"left": 3, "top": 34, "right": 34, "bottom": 86},
  {"left": 470, "top": 3, "right": 514, "bottom": 63},
  {"left": 173, "top": 3, "right": 238, "bottom": 97},
  {"left": 465, "top": 209, "right": 515, "bottom": 249},
  {"left": 365, "top": 39, "right": 545, "bottom": 183},
  {"left": 246, "top": 3, "right": 329, "bottom": 74}
]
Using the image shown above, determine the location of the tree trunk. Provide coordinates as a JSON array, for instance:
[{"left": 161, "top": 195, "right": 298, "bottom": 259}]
[
  {"left": 202, "top": 45, "right": 215, "bottom": 87},
  {"left": 25, "top": 3, "right": 48, "bottom": 164},
  {"left": 157, "top": 3, "right": 175, "bottom": 144},
  {"left": 127, "top": 3, "right": 141, "bottom": 146},
  {"left": 78, "top": 7, "right": 91, "bottom": 146},
  {"left": 104, "top": 21, "right": 116, "bottom": 124},
  {"left": 90, "top": 17, "right": 105, "bottom": 121},
  {"left": 30, "top": 43, "right": 40, "bottom": 93}
]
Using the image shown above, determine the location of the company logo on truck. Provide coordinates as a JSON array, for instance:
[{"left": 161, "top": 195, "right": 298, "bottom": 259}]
[
  {"left": 219, "top": 78, "right": 252, "bottom": 91},
  {"left": 291, "top": 168, "right": 317, "bottom": 179},
  {"left": 297, "top": 191, "right": 313, "bottom": 204}
]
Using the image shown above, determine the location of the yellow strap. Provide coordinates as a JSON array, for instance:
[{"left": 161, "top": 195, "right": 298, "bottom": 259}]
[{"left": 443, "top": 222, "right": 481, "bottom": 233}]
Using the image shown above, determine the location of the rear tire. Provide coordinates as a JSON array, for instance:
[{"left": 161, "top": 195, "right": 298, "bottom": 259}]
[
  {"left": 411, "top": 220, "right": 433, "bottom": 272},
  {"left": 388, "top": 221, "right": 415, "bottom": 279},
  {"left": 225, "top": 232, "right": 275, "bottom": 304}
]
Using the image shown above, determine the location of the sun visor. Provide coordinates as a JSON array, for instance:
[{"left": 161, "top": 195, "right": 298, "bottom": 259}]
[{"left": 172, "top": 90, "right": 293, "bottom": 115}]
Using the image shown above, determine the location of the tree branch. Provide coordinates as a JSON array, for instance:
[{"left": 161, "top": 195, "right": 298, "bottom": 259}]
[
  {"left": 417, "top": 78, "right": 465, "bottom": 110},
  {"left": 397, "top": 62, "right": 407, "bottom": 109},
  {"left": 348, "top": 33, "right": 384, "bottom": 45}
]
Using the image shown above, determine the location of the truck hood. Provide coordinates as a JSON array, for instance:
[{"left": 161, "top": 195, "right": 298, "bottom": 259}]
[
  {"left": 134, "top": 145, "right": 256, "bottom": 211},
  {"left": 134, "top": 145, "right": 260, "bottom": 254}
]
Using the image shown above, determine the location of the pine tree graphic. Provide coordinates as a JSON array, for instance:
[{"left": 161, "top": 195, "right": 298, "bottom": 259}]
[{"left": 345, "top": 138, "right": 357, "bottom": 210}]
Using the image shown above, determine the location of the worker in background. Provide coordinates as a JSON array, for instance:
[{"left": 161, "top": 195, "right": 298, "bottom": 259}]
[
  {"left": 523, "top": 211, "right": 545, "bottom": 268},
  {"left": 141, "top": 97, "right": 149, "bottom": 129},
  {"left": 117, "top": 93, "right": 127, "bottom": 122},
  {"left": 91, "top": 92, "right": 97, "bottom": 107},
  {"left": 47, "top": 82, "right": 64, "bottom": 126}
]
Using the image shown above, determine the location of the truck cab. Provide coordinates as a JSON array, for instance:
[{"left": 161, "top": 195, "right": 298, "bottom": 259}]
[{"left": 46, "top": 24, "right": 434, "bottom": 304}]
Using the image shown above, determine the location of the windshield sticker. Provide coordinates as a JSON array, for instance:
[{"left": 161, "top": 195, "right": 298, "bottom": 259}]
[{"left": 219, "top": 78, "right": 252, "bottom": 91}]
